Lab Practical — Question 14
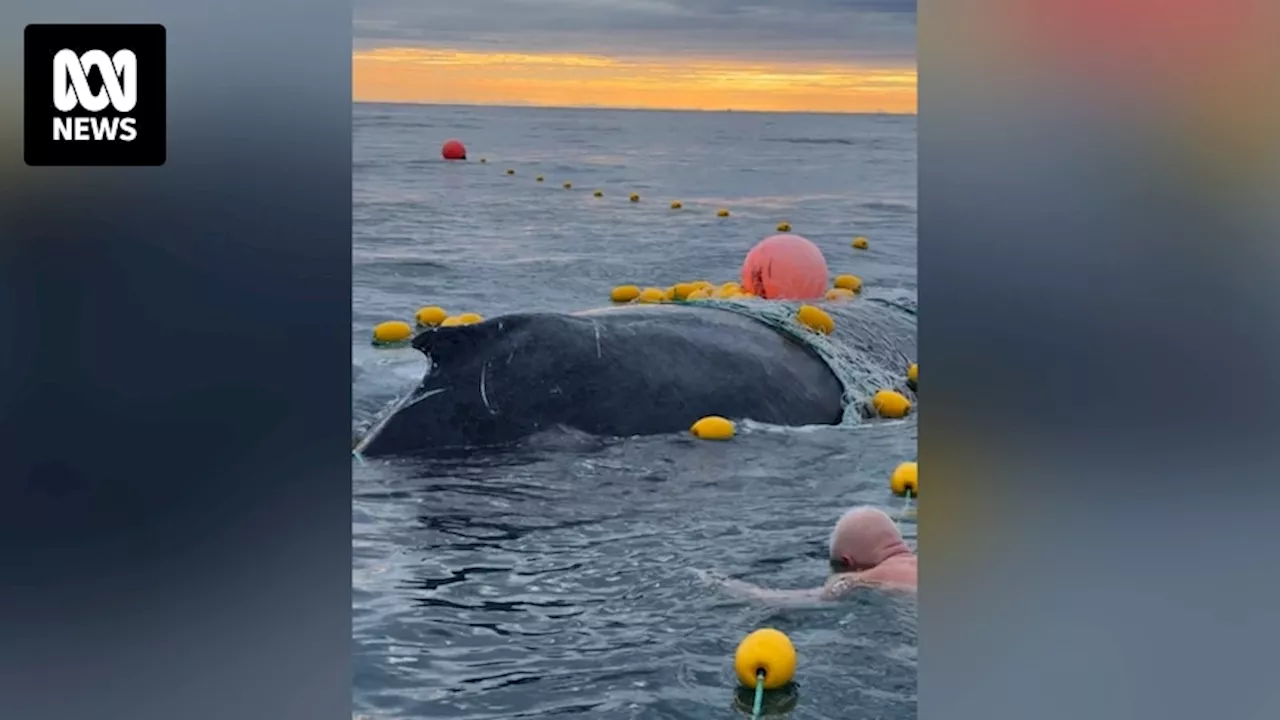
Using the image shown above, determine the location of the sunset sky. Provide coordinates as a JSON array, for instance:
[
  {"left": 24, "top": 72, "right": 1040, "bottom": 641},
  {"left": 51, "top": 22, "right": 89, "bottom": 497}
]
[{"left": 353, "top": 0, "right": 917, "bottom": 114}]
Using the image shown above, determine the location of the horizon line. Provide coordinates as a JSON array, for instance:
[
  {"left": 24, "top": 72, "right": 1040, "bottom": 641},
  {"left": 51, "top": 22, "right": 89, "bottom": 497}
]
[{"left": 353, "top": 99, "right": 918, "bottom": 117}]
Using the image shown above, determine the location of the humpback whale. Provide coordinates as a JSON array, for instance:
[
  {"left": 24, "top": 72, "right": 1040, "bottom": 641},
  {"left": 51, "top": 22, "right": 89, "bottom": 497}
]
[{"left": 355, "top": 302, "right": 913, "bottom": 457}]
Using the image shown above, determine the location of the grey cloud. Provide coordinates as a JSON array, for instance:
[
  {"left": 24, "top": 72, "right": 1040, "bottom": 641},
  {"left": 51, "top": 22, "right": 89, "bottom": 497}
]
[{"left": 354, "top": 0, "right": 916, "bottom": 65}]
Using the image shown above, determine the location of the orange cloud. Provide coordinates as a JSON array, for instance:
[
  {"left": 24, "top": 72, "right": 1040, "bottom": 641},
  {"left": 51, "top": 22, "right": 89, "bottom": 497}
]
[{"left": 353, "top": 47, "right": 916, "bottom": 114}]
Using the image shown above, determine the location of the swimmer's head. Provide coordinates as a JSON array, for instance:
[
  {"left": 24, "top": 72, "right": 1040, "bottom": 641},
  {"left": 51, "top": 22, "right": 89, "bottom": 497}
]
[{"left": 828, "top": 506, "right": 911, "bottom": 572}]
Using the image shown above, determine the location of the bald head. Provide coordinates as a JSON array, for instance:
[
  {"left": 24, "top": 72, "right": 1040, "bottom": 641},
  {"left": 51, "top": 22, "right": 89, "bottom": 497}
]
[{"left": 828, "top": 506, "right": 912, "bottom": 572}]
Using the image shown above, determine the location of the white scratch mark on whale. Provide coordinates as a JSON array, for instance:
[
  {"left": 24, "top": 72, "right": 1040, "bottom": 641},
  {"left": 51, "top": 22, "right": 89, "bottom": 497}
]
[
  {"left": 402, "top": 387, "right": 446, "bottom": 410},
  {"left": 479, "top": 362, "right": 496, "bottom": 414},
  {"left": 592, "top": 321, "right": 603, "bottom": 359}
]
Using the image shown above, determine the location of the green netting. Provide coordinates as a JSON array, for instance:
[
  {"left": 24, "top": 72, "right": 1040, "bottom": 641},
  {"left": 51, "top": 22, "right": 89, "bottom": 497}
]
[{"left": 672, "top": 295, "right": 916, "bottom": 425}]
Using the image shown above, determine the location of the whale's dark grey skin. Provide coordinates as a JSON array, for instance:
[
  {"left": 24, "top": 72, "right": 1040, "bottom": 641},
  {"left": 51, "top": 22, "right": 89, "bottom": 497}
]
[{"left": 354, "top": 304, "right": 851, "bottom": 456}]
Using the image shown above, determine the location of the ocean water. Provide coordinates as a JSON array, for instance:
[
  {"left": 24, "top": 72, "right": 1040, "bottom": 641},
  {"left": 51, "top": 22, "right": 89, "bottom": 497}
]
[{"left": 352, "top": 102, "right": 918, "bottom": 719}]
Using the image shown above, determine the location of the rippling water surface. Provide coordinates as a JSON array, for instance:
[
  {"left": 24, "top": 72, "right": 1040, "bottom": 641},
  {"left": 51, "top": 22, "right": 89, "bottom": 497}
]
[{"left": 353, "top": 102, "right": 917, "bottom": 719}]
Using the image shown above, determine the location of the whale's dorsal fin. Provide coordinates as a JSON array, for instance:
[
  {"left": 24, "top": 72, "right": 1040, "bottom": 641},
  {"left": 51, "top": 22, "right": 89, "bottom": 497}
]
[{"left": 410, "top": 314, "right": 536, "bottom": 359}]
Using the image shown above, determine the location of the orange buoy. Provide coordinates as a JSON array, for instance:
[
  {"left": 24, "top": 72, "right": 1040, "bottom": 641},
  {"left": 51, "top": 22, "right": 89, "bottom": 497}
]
[
  {"left": 740, "top": 234, "right": 830, "bottom": 300},
  {"left": 441, "top": 139, "right": 467, "bottom": 160}
]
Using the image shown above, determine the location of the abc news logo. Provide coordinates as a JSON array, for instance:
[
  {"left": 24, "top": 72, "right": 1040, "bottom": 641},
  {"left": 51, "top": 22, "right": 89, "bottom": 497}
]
[
  {"left": 25, "top": 24, "right": 166, "bottom": 166},
  {"left": 53, "top": 49, "right": 140, "bottom": 142}
]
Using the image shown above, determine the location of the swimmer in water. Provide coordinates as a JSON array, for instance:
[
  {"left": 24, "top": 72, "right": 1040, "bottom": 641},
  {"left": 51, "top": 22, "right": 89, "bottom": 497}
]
[{"left": 697, "top": 506, "right": 916, "bottom": 604}]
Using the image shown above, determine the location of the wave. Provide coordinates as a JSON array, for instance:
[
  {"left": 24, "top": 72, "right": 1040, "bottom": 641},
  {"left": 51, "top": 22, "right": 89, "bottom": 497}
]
[
  {"left": 858, "top": 200, "right": 916, "bottom": 215},
  {"left": 765, "top": 137, "right": 857, "bottom": 146}
]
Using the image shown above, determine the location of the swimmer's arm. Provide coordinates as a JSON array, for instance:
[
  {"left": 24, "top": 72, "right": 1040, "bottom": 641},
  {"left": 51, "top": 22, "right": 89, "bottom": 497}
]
[
  {"left": 819, "top": 573, "right": 915, "bottom": 597},
  {"left": 693, "top": 569, "right": 826, "bottom": 607},
  {"left": 819, "top": 572, "right": 878, "bottom": 600}
]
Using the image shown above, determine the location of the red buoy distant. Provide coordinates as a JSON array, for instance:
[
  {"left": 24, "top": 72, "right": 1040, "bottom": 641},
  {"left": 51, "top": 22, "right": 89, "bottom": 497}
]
[
  {"left": 741, "top": 234, "right": 829, "bottom": 300},
  {"left": 441, "top": 139, "right": 467, "bottom": 160}
]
